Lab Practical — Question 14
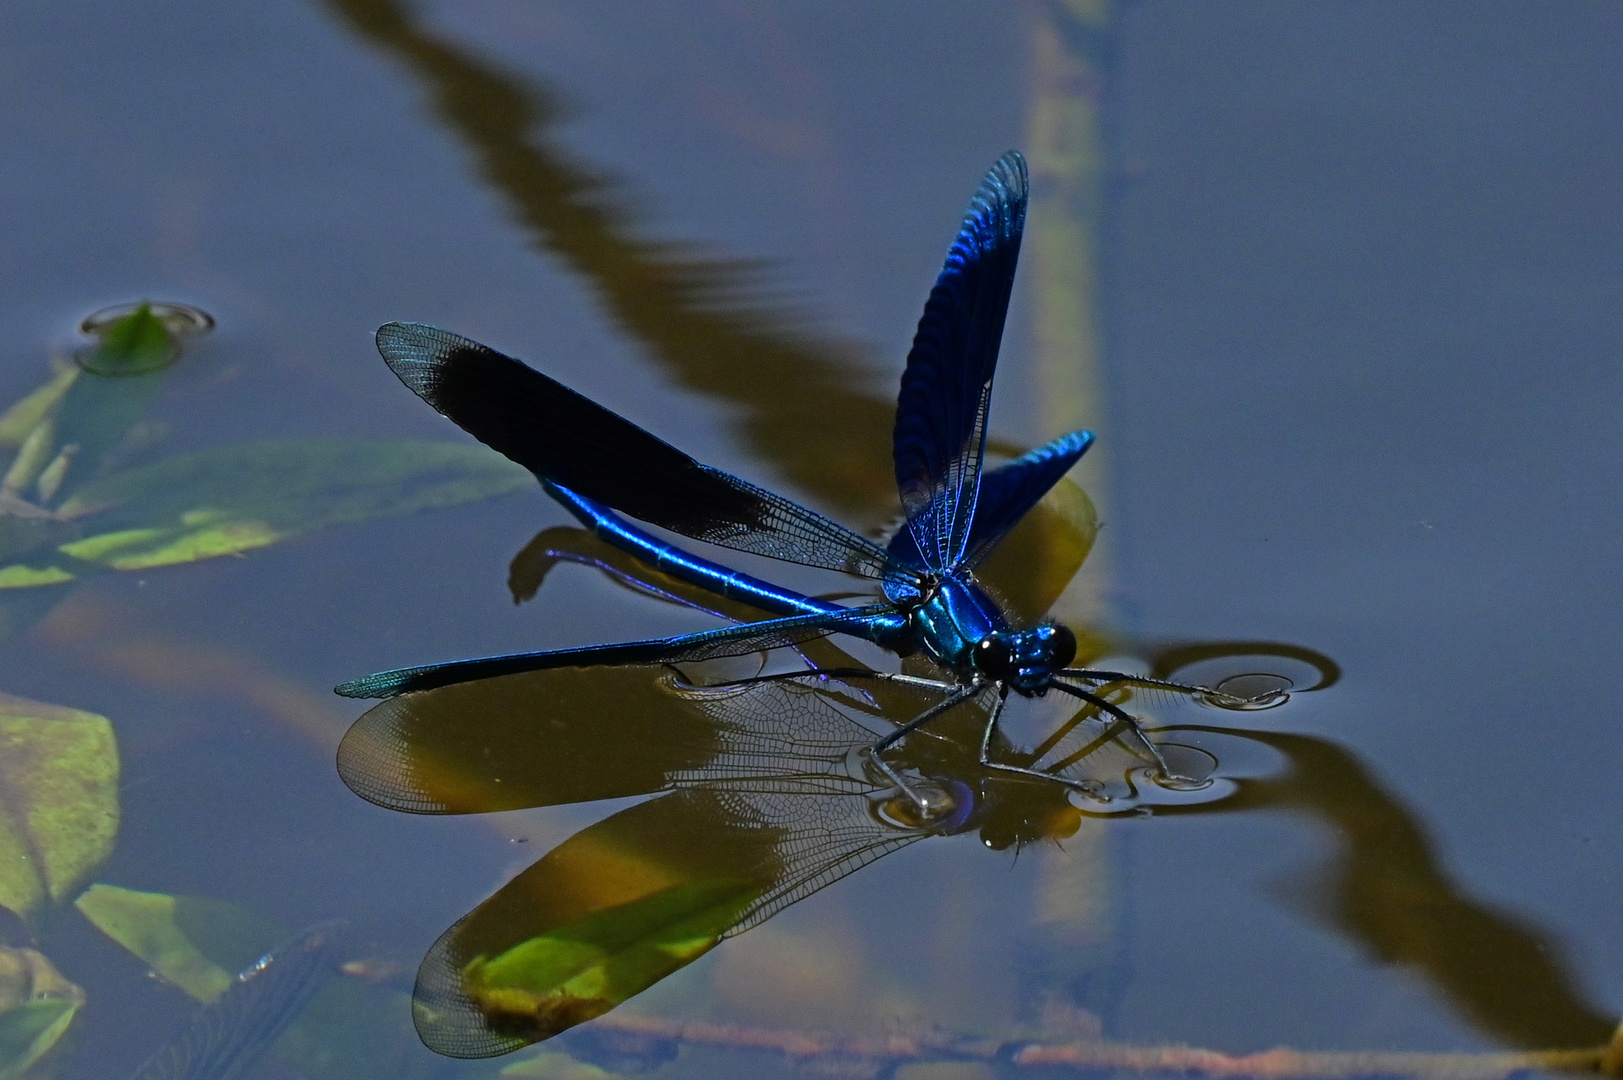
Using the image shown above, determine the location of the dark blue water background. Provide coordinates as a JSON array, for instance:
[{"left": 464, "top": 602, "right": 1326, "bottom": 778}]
[{"left": 1, "top": 3, "right": 1619, "bottom": 1077}]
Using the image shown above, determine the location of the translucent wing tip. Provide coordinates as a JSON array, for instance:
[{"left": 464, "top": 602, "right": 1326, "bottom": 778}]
[
  {"left": 415, "top": 923, "right": 534, "bottom": 1058},
  {"left": 970, "top": 151, "right": 1028, "bottom": 234},
  {"left": 335, "top": 669, "right": 414, "bottom": 699},
  {"left": 987, "top": 150, "right": 1028, "bottom": 197},
  {"left": 375, "top": 321, "right": 487, "bottom": 399},
  {"left": 336, "top": 699, "right": 452, "bottom": 813},
  {"left": 376, "top": 320, "right": 459, "bottom": 353}
]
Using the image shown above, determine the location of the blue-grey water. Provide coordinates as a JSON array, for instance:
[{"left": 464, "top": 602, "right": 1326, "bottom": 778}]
[{"left": 1, "top": 3, "right": 1619, "bottom": 1078}]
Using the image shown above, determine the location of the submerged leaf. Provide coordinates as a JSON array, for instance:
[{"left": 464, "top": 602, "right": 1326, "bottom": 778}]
[
  {"left": 58, "top": 519, "right": 280, "bottom": 570},
  {"left": 0, "top": 947, "right": 84, "bottom": 1080},
  {"left": 499, "top": 1050, "right": 628, "bottom": 1079},
  {"left": 74, "top": 885, "right": 286, "bottom": 1003},
  {"left": 79, "top": 302, "right": 177, "bottom": 377},
  {"left": 451, "top": 879, "right": 764, "bottom": 1045},
  {"left": 273, "top": 978, "right": 440, "bottom": 1080},
  {"left": 0, "top": 694, "right": 119, "bottom": 920},
  {"left": 48, "top": 439, "right": 530, "bottom": 571},
  {"left": 0, "top": 368, "right": 77, "bottom": 451},
  {"left": 0, "top": 513, "right": 77, "bottom": 570}
]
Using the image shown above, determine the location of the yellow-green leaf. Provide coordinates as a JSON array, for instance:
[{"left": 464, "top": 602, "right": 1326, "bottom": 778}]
[
  {"left": 57, "top": 519, "right": 280, "bottom": 570},
  {"left": 0, "top": 695, "right": 118, "bottom": 920},
  {"left": 73, "top": 885, "right": 242, "bottom": 1003},
  {"left": 0, "top": 565, "right": 74, "bottom": 590},
  {"left": 46, "top": 439, "right": 530, "bottom": 573},
  {"left": 0, "top": 947, "right": 84, "bottom": 1080}
]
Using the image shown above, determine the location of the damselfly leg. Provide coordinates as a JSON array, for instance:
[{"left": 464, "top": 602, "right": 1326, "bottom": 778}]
[{"left": 1062, "top": 667, "right": 1287, "bottom": 709}]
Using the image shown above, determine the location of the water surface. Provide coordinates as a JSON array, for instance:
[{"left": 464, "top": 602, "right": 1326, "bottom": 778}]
[{"left": 0, "top": 3, "right": 1619, "bottom": 1078}]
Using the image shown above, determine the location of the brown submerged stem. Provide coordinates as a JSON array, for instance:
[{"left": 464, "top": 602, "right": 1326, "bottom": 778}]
[{"left": 585, "top": 1011, "right": 1623, "bottom": 1079}]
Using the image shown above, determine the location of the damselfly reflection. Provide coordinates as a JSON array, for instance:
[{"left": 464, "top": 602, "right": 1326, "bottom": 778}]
[
  {"left": 342, "top": 518, "right": 1333, "bottom": 1056},
  {"left": 337, "top": 152, "right": 1266, "bottom": 802},
  {"left": 338, "top": 638, "right": 1281, "bottom": 1058}
]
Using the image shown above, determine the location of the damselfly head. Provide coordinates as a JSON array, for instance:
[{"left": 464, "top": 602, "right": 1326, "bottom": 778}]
[{"left": 973, "top": 623, "right": 1076, "bottom": 693}]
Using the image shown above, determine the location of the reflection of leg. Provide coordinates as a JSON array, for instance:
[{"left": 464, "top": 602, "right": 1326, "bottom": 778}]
[
  {"left": 665, "top": 665, "right": 971, "bottom": 808},
  {"left": 977, "top": 690, "right": 1109, "bottom": 801},
  {"left": 1051, "top": 680, "right": 1178, "bottom": 781},
  {"left": 868, "top": 685, "right": 981, "bottom": 809}
]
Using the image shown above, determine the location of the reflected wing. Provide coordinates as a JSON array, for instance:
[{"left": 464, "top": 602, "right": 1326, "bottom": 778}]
[
  {"left": 334, "top": 604, "right": 893, "bottom": 699},
  {"left": 408, "top": 677, "right": 954, "bottom": 1058},
  {"left": 677, "top": 676, "right": 972, "bottom": 935},
  {"left": 335, "top": 662, "right": 940, "bottom": 817},
  {"left": 336, "top": 666, "right": 728, "bottom": 813},
  {"left": 887, "top": 430, "right": 1093, "bottom": 573},
  {"left": 892, "top": 152, "right": 1028, "bottom": 571},
  {"left": 376, "top": 323, "right": 906, "bottom": 581},
  {"left": 129, "top": 923, "right": 343, "bottom": 1080},
  {"left": 413, "top": 787, "right": 926, "bottom": 1058}
]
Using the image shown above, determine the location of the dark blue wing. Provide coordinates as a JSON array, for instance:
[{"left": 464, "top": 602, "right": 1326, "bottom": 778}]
[
  {"left": 961, "top": 430, "right": 1093, "bottom": 567},
  {"left": 334, "top": 605, "right": 895, "bottom": 699},
  {"left": 377, "top": 323, "right": 911, "bottom": 584},
  {"left": 888, "top": 430, "right": 1092, "bottom": 572},
  {"left": 892, "top": 152, "right": 1028, "bottom": 571}
]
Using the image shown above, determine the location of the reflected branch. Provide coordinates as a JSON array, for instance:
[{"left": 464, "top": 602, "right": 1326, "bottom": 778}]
[
  {"left": 575, "top": 1010, "right": 1623, "bottom": 1079},
  {"left": 1163, "top": 728, "right": 1617, "bottom": 1050},
  {"left": 320, "top": 0, "right": 900, "bottom": 522}
]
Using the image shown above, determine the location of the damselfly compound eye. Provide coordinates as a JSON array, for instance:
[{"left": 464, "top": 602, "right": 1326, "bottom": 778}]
[
  {"left": 1042, "top": 624, "right": 1077, "bottom": 669},
  {"left": 974, "top": 635, "right": 1015, "bottom": 679}
]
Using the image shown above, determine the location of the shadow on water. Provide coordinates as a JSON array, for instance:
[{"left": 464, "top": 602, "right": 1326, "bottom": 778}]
[{"left": 322, "top": 0, "right": 902, "bottom": 525}]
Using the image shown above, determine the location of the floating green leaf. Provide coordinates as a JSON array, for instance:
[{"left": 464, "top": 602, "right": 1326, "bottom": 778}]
[
  {"left": 0, "top": 946, "right": 84, "bottom": 1080},
  {"left": 0, "top": 695, "right": 118, "bottom": 921},
  {"left": 78, "top": 302, "right": 176, "bottom": 377},
  {"left": 44, "top": 438, "right": 529, "bottom": 572},
  {"left": 454, "top": 879, "right": 764, "bottom": 1043},
  {"left": 0, "top": 566, "right": 72, "bottom": 590},
  {"left": 73, "top": 885, "right": 285, "bottom": 1003}
]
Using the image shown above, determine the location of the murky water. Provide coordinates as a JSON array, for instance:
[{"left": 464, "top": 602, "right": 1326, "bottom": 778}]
[{"left": 1, "top": 3, "right": 1619, "bottom": 1079}]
